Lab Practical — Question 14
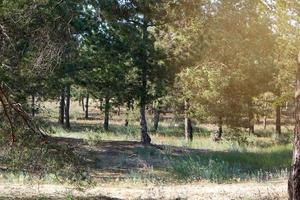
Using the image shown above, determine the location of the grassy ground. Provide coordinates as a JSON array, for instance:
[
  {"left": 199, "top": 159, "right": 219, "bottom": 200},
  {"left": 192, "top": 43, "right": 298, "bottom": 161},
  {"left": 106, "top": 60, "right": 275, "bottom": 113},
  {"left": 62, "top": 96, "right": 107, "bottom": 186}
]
[{"left": 0, "top": 100, "right": 293, "bottom": 199}]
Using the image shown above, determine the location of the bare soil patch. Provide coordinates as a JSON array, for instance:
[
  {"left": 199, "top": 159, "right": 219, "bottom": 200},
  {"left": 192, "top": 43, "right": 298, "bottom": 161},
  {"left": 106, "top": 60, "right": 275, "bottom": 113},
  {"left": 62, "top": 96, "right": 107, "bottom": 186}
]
[{"left": 0, "top": 180, "right": 287, "bottom": 199}]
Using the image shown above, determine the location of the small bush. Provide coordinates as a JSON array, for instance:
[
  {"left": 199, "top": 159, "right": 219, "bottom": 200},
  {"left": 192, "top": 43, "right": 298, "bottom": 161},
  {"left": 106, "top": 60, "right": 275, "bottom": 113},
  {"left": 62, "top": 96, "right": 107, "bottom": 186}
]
[{"left": 223, "top": 128, "right": 255, "bottom": 146}]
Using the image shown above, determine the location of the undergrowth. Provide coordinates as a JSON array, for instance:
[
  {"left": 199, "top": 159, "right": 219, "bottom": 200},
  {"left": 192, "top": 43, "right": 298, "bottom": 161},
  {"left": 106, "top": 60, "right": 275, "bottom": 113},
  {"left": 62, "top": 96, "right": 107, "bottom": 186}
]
[
  {"left": 168, "top": 145, "right": 292, "bottom": 183},
  {"left": 0, "top": 129, "right": 91, "bottom": 186}
]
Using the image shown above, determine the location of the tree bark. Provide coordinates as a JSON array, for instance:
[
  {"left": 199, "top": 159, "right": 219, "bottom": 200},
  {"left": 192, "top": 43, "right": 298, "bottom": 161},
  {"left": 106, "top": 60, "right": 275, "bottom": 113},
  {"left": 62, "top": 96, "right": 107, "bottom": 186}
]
[
  {"left": 85, "top": 93, "right": 89, "bottom": 119},
  {"left": 185, "top": 99, "right": 193, "bottom": 141},
  {"left": 275, "top": 105, "right": 281, "bottom": 135},
  {"left": 217, "top": 117, "right": 223, "bottom": 139},
  {"left": 103, "top": 97, "right": 109, "bottom": 131},
  {"left": 130, "top": 100, "right": 134, "bottom": 111},
  {"left": 31, "top": 94, "right": 35, "bottom": 117},
  {"left": 263, "top": 116, "right": 267, "bottom": 130},
  {"left": 0, "top": 86, "right": 15, "bottom": 142},
  {"left": 288, "top": 52, "right": 300, "bottom": 200},
  {"left": 64, "top": 85, "right": 71, "bottom": 129},
  {"left": 125, "top": 101, "right": 130, "bottom": 127},
  {"left": 140, "top": 103, "right": 151, "bottom": 144},
  {"left": 138, "top": 21, "right": 152, "bottom": 145},
  {"left": 117, "top": 106, "right": 121, "bottom": 116},
  {"left": 140, "top": 69, "right": 151, "bottom": 144},
  {"left": 58, "top": 88, "right": 65, "bottom": 125},
  {"left": 152, "top": 107, "right": 160, "bottom": 133},
  {"left": 82, "top": 96, "right": 85, "bottom": 112}
]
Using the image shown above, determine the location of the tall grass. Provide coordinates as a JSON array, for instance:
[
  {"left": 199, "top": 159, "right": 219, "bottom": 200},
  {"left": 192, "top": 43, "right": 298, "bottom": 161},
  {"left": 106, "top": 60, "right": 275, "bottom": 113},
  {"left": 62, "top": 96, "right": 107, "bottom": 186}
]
[{"left": 168, "top": 145, "right": 292, "bottom": 183}]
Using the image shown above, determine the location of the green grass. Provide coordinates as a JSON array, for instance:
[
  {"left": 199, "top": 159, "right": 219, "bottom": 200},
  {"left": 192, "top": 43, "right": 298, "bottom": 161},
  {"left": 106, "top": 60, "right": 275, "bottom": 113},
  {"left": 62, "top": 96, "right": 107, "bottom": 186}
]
[
  {"left": 168, "top": 145, "right": 292, "bottom": 183},
  {"left": 19, "top": 103, "right": 295, "bottom": 185},
  {"left": 44, "top": 119, "right": 294, "bottom": 183}
]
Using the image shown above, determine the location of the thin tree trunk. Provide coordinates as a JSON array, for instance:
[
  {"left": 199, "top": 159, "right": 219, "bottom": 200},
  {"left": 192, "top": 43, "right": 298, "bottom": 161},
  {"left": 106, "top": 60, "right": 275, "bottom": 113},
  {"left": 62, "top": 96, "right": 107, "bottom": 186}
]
[
  {"left": 0, "top": 86, "right": 15, "bottom": 142},
  {"left": 140, "top": 103, "right": 151, "bottom": 144},
  {"left": 82, "top": 96, "right": 85, "bottom": 112},
  {"left": 85, "top": 93, "right": 89, "bottom": 119},
  {"left": 31, "top": 94, "right": 35, "bottom": 117},
  {"left": 131, "top": 100, "right": 134, "bottom": 111},
  {"left": 58, "top": 88, "right": 65, "bottom": 125},
  {"left": 185, "top": 99, "right": 193, "bottom": 141},
  {"left": 217, "top": 117, "right": 223, "bottom": 139},
  {"left": 276, "top": 105, "right": 281, "bottom": 135},
  {"left": 64, "top": 85, "right": 71, "bottom": 129},
  {"left": 263, "top": 116, "right": 267, "bottom": 130},
  {"left": 140, "top": 69, "right": 151, "bottom": 144},
  {"left": 288, "top": 52, "right": 300, "bottom": 200},
  {"left": 152, "top": 107, "right": 160, "bottom": 132},
  {"left": 103, "top": 97, "right": 109, "bottom": 131},
  {"left": 117, "top": 106, "right": 121, "bottom": 116},
  {"left": 125, "top": 101, "right": 130, "bottom": 127},
  {"left": 138, "top": 22, "right": 151, "bottom": 145}
]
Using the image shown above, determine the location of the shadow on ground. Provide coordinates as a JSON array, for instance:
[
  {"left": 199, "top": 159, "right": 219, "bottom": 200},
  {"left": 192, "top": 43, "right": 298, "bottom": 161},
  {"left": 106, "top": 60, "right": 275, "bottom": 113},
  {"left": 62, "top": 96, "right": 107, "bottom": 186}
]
[{"left": 47, "top": 136, "right": 292, "bottom": 183}]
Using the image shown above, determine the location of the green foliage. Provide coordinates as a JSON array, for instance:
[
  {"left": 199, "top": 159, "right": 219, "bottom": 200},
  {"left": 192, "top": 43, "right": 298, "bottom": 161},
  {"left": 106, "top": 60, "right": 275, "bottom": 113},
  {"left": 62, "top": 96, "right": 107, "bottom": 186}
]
[
  {"left": 173, "top": 0, "right": 285, "bottom": 129},
  {"left": 1, "top": 0, "right": 300, "bottom": 193}
]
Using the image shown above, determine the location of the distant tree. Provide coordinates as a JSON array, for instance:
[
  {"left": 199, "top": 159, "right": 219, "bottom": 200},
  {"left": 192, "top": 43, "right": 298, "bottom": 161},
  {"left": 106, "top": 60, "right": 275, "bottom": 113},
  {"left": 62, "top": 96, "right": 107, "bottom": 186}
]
[
  {"left": 96, "top": 0, "right": 173, "bottom": 144},
  {"left": 175, "top": 0, "right": 276, "bottom": 136}
]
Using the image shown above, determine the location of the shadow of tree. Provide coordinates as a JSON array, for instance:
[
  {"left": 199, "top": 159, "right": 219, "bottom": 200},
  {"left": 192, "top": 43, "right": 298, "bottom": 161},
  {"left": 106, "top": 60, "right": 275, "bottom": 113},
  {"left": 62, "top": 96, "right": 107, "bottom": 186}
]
[{"left": 47, "top": 136, "right": 292, "bottom": 183}]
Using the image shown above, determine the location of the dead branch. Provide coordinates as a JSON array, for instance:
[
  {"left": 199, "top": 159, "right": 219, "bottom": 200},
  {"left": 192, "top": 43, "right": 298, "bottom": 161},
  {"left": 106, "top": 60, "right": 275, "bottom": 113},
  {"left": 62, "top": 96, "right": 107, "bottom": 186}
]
[
  {"left": 0, "top": 83, "right": 47, "bottom": 143},
  {"left": 0, "top": 88, "right": 16, "bottom": 143}
]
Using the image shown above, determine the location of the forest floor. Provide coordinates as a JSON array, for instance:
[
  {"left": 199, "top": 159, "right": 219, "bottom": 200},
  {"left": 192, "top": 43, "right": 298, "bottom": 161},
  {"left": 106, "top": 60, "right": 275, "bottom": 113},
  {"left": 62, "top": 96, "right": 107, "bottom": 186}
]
[
  {"left": 0, "top": 102, "right": 293, "bottom": 199},
  {"left": 0, "top": 179, "right": 287, "bottom": 200},
  {"left": 0, "top": 137, "right": 289, "bottom": 200}
]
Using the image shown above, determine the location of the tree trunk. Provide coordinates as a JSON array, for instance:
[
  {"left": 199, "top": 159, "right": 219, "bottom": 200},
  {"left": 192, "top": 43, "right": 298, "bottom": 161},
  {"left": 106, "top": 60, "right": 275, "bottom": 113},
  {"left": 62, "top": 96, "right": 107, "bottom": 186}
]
[
  {"left": 140, "top": 103, "right": 151, "bottom": 144},
  {"left": 82, "top": 96, "right": 85, "bottom": 112},
  {"left": 125, "top": 101, "right": 130, "bottom": 127},
  {"left": 130, "top": 100, "right": 134, "bottom": 111},
  {"left": 85, "top": 93, "right": 89, "bottom": 119},
  {"left": 276, "top": 105, "right": 281, "bottom": 135},
  {"left": 263, "top": 116, "right": 267, "bottom": 130},
  {"left": 217, "top": 117, "right": 223, "bottom": 139},
  {"left": 288, "top": 52, "right": 300, "bottom": 200},
  {"left": 117, "top": 106, "right": 121, "bottom": 116},
  {"left": 140, "top": 69, "right": 151, "bottom": 144},
  {"left": 152, "top": 107, "right": 160, "bottom": 133},
  {"left": 64, "top": 85, "right": 71, "bottom": 129},
  {"left": 31, "top": 94, "right": 35, "bottom": 117},
  {"left": 103, "top": 97, "right": 109, "bottom": 131},
  {"left": 185, "top": 99, "right": 193, "bottom": 141},
  {"left": 58, "top": 88, "right": 65, "bottom": 125}
]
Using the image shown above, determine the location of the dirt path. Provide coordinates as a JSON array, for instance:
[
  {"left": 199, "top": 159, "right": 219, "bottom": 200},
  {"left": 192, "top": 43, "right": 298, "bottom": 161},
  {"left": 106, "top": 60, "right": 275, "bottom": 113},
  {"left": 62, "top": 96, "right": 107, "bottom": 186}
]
[{"left": 0, "top": 180, "right": 287, "bottom": 200}]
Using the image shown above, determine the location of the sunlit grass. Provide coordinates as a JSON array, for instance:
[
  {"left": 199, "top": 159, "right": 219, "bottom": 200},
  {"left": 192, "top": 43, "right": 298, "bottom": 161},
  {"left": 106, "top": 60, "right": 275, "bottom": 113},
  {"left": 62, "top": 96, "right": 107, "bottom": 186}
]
[
  {"left": 168, "top": 144, "right": 292, "bottom": 183},
  {"left": 31, "top": 102, "right": 294, "bottom": 184}
]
